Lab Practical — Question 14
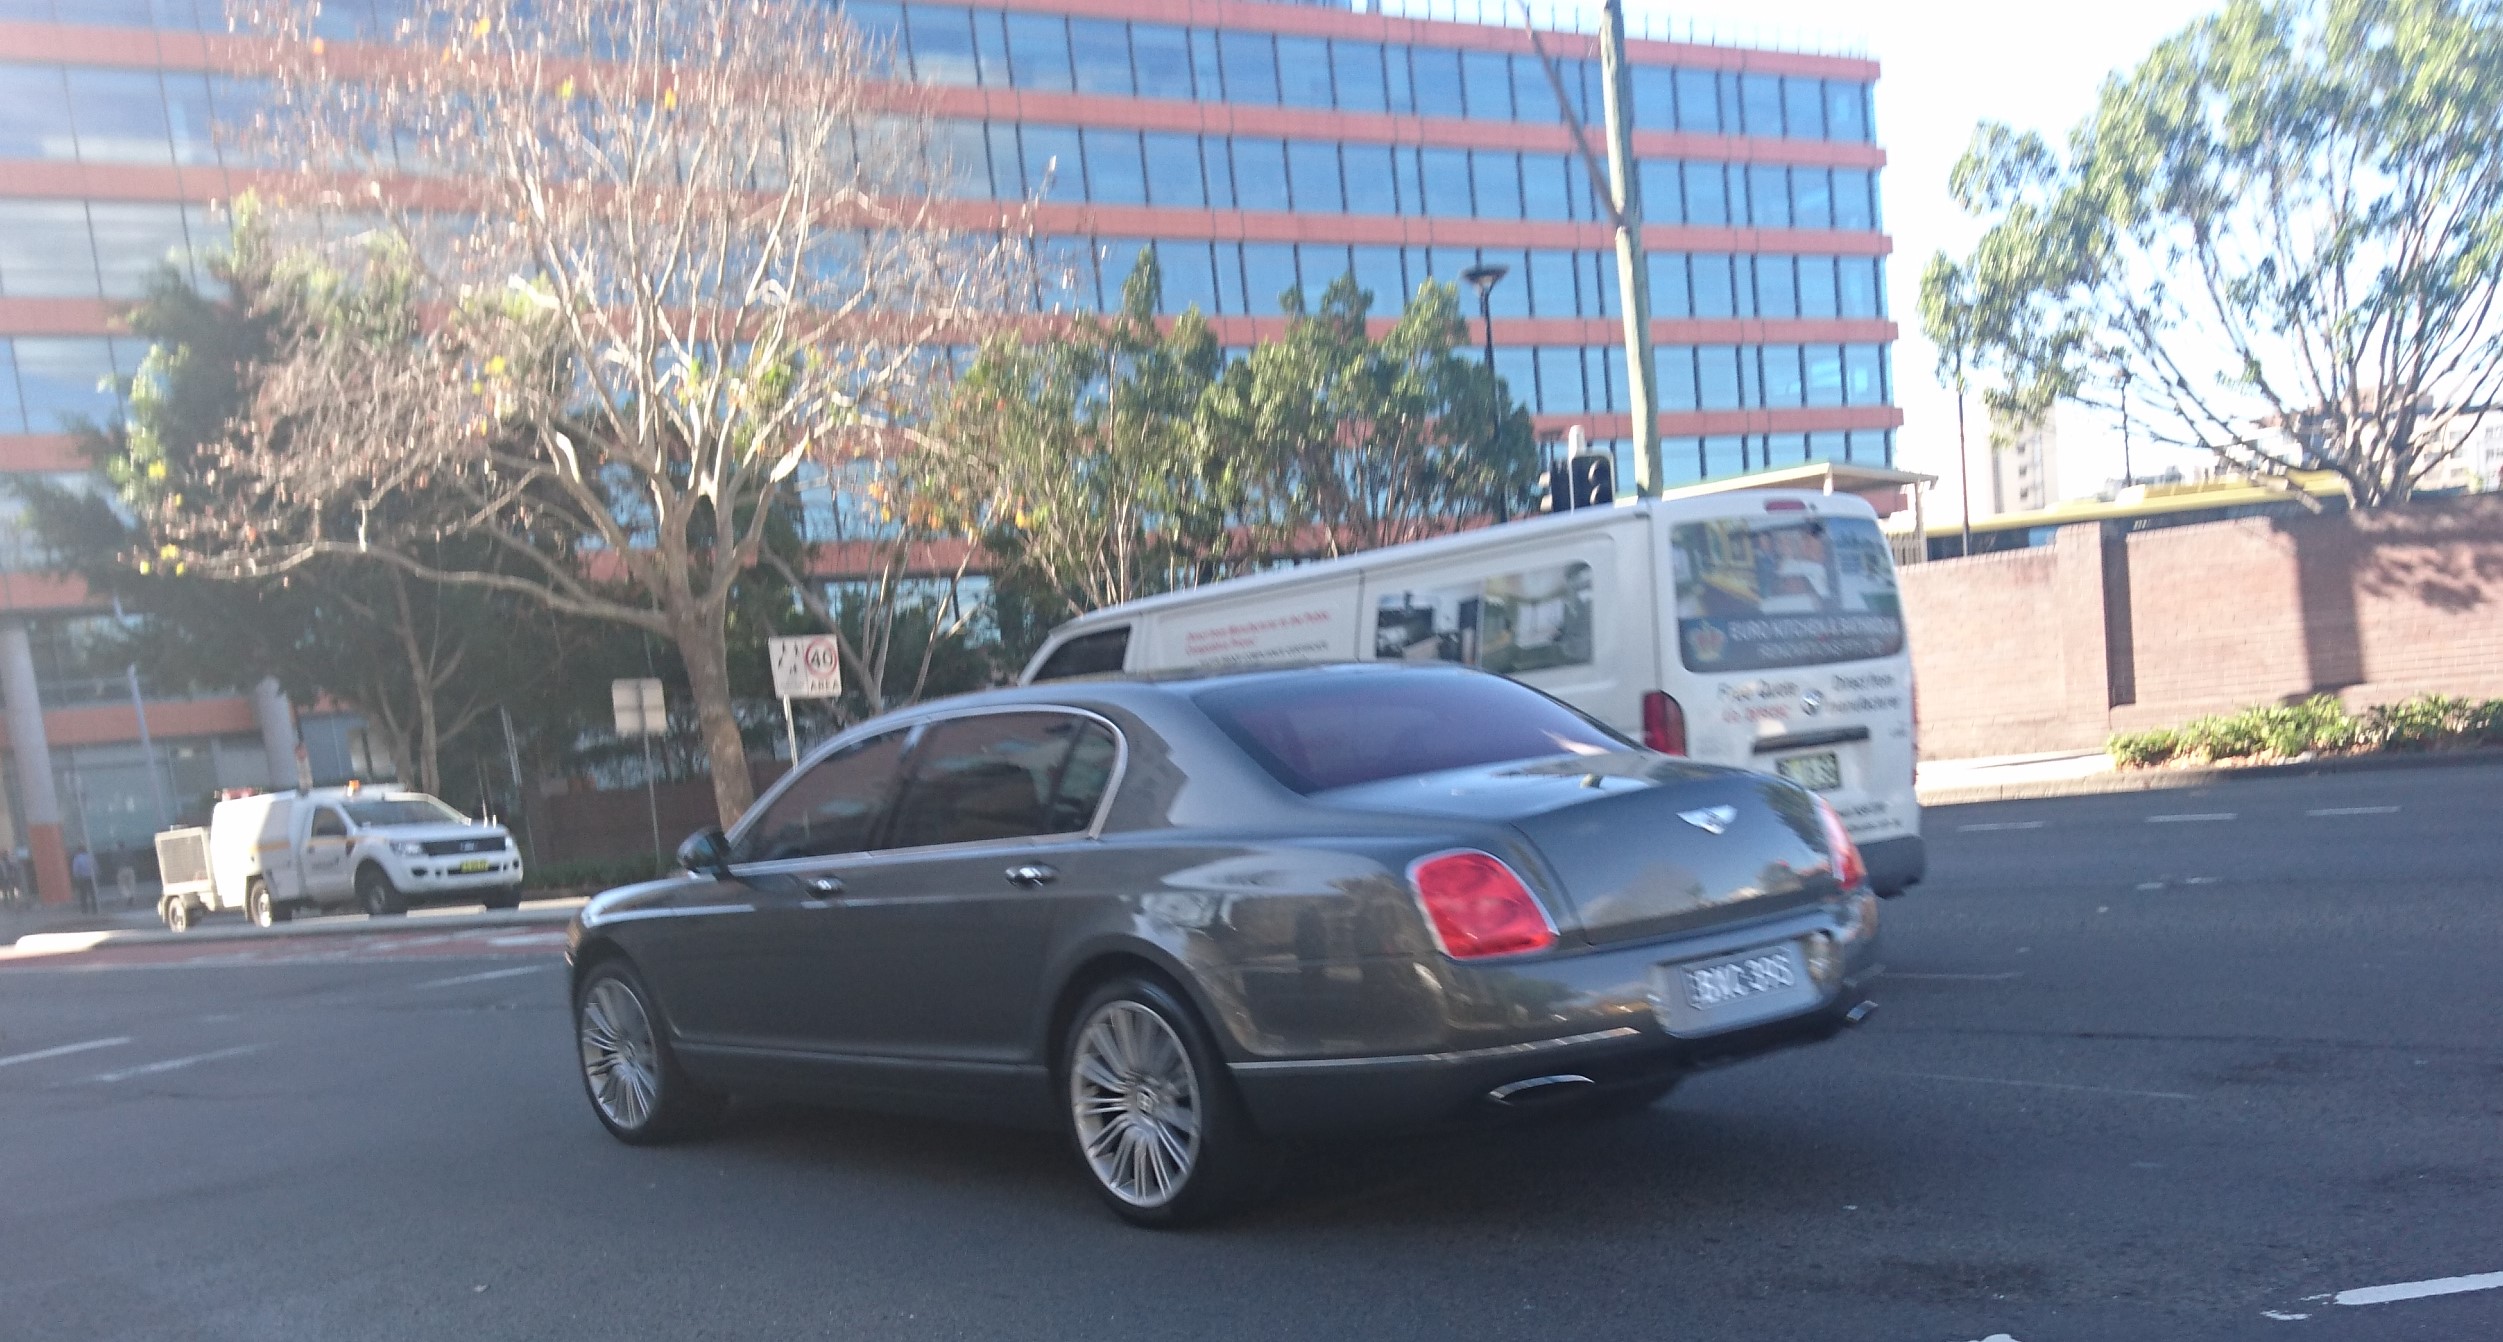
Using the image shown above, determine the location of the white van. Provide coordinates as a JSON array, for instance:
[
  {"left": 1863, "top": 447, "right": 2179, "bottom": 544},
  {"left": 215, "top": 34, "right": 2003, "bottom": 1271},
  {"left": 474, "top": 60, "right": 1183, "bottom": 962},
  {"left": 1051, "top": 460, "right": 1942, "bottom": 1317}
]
[
  {"left": 153, "top": 786, "right": 525, "bottom": 930},
  {"left": 1018, "top": 491, "right": 1922, "bottom": 896}
]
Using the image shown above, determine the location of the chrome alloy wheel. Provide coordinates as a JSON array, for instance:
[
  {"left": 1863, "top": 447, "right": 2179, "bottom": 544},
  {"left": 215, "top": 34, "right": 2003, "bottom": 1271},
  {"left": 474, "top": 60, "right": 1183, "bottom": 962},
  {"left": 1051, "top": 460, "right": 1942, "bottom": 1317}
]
[
  {"left": 1069, "top": 1001, "right": 1203, "bottom": 1208},
  {"left": 579, "top": 978, "right": 662, "bottom": 1132}
]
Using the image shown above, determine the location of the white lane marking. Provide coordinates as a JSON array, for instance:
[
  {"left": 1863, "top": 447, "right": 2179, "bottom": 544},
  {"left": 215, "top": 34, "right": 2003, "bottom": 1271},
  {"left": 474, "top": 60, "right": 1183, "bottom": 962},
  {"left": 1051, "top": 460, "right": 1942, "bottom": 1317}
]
[
  {"left": 2334, "top": 1270, "right": 2503, "bottom": 1307},
  {"left": 2148, "top": 812, "right": 2236, "bottom": 823},
  {"left": 0, "top": 1036, "right": 131, "bottom": 1069},
  {"left": 2262, "top": 1310, "right": 2309, "bottom": 1320},
  {"left": 2184, "top": 876, "right": 2221, "bottom": 885},
  {"left": 2135, "top": 881, "right": 2166, "bottom": 891},
  {"left": 483, "top": 932, "right": 565, "bottom": 947},
  {"left": 2308, "top": 805, "right": 2400, "bottom": 817},
  {"left": 1957, "top": 821, "right": 2046, "bottom": 832},
  {"left": 412, "top": 965, "right": 549, "bottom": 990},
  {"left": 1888, "top": 971, "right": 2024, "bottom": 981},
  {"left": 1880, "top": 1069, "right": 2196, "bottom": 1101},
  {"left": 91, "top": 1044, "right": 265, "bottom": 1084}
]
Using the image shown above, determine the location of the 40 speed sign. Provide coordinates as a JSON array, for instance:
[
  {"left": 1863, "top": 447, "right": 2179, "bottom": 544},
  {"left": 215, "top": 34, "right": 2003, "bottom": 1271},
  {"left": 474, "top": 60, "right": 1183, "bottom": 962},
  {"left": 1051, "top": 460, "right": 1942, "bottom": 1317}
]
[{"left": 768, "top": 635, "right": 844, "bottom": 699}]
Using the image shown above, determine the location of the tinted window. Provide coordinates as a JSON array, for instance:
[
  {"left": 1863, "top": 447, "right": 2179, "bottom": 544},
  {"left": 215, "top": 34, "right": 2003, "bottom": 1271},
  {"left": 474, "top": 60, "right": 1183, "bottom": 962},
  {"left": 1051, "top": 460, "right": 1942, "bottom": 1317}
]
[
  {"left": 1068, "top": 18, "right": 1132, "bottom": 95},
  {"left": 1410, "top": 46, "right": 1464, "bottom": 118},
  {"left": 886, "top": 713, "right": 1109, "bottom": 848},
  {"left": 1032, "top": 626, "right": 1131, "bottom": 681},
  {"left": 1420, "top": 147, "right": 1473, "bottom": 216},
  {"left": 904, "top": 6, "right": 978, "bottom": 85},
  {"left": 342, "top": 798, "right": 464, "bottom": 826},
  {"left": 1674, "top": 68, "right": 1720, "bottom": 133},
  {"left": 1193, "top": 670, "right": 1624, "bottom": 795},
  {"left": 1342, "top": 142, "right": 1399, "bottom": 215},
  {"left": 310, "top": 808, "right": 348, "bottom": 838},
  {"left": 1142, "top": 131, "right": 1205, "bottom": 207},
  {"left": 1331, "top": 41, "right": 1386, "bottom": 113},
  {"left": 1219, "top": 30, "right": 1278, "bottom": 104},
  {"left": 1276, "top": 36, "right": 1332, "bottom": 107},
  {"left": 1232, "top": 137, "right": 1290, "bottom": 211},
  {"left": 737, "top": 730, "right": 908, "bottom": 863},
  {"left": 1004, "top": 12, "right": 1072, "bottom": 91},
  {"left": 1084, "top": 127, "right": 1146, "bottom": 204},
  {"left": 1460, "top": 50, "right": 1511, "bottom": 119},
  {"left": 1287, "top": 141, "right": 1342, "bottom": 212}
]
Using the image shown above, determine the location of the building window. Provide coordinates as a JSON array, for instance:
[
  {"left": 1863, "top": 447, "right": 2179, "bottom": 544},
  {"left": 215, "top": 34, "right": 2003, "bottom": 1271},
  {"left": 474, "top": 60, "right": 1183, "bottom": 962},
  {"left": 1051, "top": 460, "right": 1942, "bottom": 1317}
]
[
  {"left": 0, "top": 65, "right": 72, "bottom": 162},
  {"left": 1420, "top": 147, "right": 1473, "bottom": 216},
  {"left": 1018, "top": 125, "right": 1082, "bottom": 202},
  {"left": 1738, "top": 73, "right": 1783, "bottom": 137},
  {"left": 1460, "top": 50, "right": 1512, "bottom": 120},
  {"left": 1471, "top": 150, "right": 1522, "bottom": 220},
  {"left": 1682, "top": 161, "right": 1731, "bottom": 226},
  {"left": 1527, "top": 249, "right": 1579, "bottom": 317},
  {"left": 1754, "top": 254, "right": 1797, "bottom": 319},
  {"left": 905, "top": 6, "right": 979, "bottom": 86},
  {"left": 1141, "top": 131, "right": 1206, "bottom": 208},
  {"left": 1082, "top": 127, "right": 1146, "bottom": 206},
  {"left": 1276, "top": 35, "right": 1333, "bottom": 108},
  {"left": 1782, "top": 77, "right": 1826, "bottom": 140},
  {"left": 1826, "top": 81, "right": 1872, "bottom": 142},
  {"left": 1350, "top": 244, "right": 1406, "bottom": 312},
  {"left": 1286, "top": 140, "right": 1344, "bottom": 214},
  {"left": 1803, "top": 257, "right": 1845, "bottom": 319},
  {"left": 1231, "top": 137, "right": 1291, "bottom": 211},
  {"left": 1068, "top": 17, "right": 1134, "bottom": 96},
  {"left": 1331, "top": 40, "right": 1388, "bottom": 114},
  {"left": 0, "top": 202, "right": 101, "bottom": 299},
  {"left": 1748, "top": 164, "right": 1792, "bottom": 228},
  {"left": 1003, "top": 12, "right": 1074, "bottom": 93},
  {"left": 1535, "top": 347, "right": 1586, "bottom": 412},
  {"left": 88, "top": 203, "right": 193, "bottom": 299},
  {"left": 1695, "top": 345, "right": 1742, "bottom": 410},
  {"left": 1130, "top": 24, "right": 1194, "bottom": 99},
  {"left": 1218, "top": 30, "right": 1279, "bottom": 105},
  {"left": 1241, "top": 242, "right": 1297, "bottom": 315},
  {"left": 1805, "top": 344, "right": 1846, "bottom": 406},
  {"left": 1410, "top": 45, "right": 1465, "bottom": 119},
  {"left": 1341, "top": 142, "right": 1399, "bottom": 215}
]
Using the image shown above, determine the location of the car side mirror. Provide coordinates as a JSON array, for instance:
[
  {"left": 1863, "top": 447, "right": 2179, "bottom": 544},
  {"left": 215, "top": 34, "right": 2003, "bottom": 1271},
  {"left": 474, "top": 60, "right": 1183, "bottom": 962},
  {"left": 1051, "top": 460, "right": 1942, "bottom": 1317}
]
[{"left": 677, "top": 826, "right": 734, "bottom": 879}]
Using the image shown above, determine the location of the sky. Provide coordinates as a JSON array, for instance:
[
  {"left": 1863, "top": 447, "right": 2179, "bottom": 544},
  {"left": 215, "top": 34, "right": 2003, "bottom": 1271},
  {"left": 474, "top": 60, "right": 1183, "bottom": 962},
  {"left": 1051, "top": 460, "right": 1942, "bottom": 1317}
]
[{"left": 1628, "top": 0, "right": 2229, "bottom": 507}]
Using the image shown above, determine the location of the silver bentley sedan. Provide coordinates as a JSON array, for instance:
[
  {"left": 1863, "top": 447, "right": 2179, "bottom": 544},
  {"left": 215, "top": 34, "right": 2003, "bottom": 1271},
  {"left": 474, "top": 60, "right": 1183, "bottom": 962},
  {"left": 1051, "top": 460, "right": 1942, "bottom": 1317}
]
[{"left": 567, "top": 663, "right": 1881, "bottom": 1226}]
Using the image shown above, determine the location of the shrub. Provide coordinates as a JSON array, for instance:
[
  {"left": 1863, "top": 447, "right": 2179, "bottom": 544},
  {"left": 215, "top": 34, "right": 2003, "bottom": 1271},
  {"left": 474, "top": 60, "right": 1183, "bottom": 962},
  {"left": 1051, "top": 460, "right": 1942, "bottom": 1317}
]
[
  {"left": 2109, "top": 728, "right": 2180, "bottom": 767},
  {"left": 2110, "top": 693, "right": 2503, "bottom": 768}
]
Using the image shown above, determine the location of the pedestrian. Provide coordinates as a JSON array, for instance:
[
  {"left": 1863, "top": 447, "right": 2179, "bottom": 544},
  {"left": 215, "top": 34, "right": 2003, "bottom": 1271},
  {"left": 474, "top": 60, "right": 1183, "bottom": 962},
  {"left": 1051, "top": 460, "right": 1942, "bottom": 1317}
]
[{"left": 70, "top": 846, "right": 97, "bottom": 914}]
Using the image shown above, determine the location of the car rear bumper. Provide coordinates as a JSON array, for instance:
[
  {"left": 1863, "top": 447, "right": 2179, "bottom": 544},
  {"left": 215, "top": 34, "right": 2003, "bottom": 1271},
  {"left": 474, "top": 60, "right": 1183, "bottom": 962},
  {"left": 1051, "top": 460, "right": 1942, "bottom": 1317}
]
[
  {"left": 1223, "top": 900, "right": 1880, "bottom": 1137},
  {"left": 1860, "top": 834, "right": 1925, "bottom": 896}
]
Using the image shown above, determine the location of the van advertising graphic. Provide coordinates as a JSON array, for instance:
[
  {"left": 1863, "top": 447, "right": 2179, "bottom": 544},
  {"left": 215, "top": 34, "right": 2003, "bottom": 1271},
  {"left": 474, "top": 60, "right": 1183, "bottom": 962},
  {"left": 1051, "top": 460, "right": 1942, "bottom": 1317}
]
[{"left": 1672, "top": 517, "right": 1904, "bottom": 672}]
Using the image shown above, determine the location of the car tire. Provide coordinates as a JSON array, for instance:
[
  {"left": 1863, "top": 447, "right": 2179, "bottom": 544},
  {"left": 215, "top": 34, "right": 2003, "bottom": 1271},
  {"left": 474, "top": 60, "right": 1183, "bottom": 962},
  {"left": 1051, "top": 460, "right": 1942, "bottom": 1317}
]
[
  {"left": 161, "top": 897, "right": 193, "bottom": 933},
  {"left": 573, "top": 959, "right": 725, "bottom": 1145},
  {"left": 356, "top": 867, "right": 407, "bottom": 917},
  {"left": 482, "top": 886, "right": 523, "bottom": 912},
  {"left": 247, "top": 880, "right": 292, "bottom": 928},
  {"left": 1060, "top": 976, "right": 1268, "bottom": 1228}
]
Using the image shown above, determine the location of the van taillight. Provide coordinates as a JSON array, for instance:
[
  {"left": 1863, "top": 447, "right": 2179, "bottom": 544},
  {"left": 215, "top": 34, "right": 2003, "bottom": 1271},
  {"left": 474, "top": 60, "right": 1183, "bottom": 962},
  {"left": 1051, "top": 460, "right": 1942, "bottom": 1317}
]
[
  {"left": 1641, "top": 691, "right": 1687, "bottom": 755},
  {"left": 1408, "top": 851, "right": 1557, "bottom": 959}
]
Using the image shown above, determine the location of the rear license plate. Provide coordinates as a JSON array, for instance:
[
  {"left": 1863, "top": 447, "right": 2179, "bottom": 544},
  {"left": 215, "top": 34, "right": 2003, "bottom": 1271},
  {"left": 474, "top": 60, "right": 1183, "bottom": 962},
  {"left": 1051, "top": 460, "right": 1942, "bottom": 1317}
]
[
  {"left": 1650, "top": 942, "right": 1818, "bottom": 1037},
  {"left": 1776, "top": 751, "right": 1842, "bottom": 791},
  {"left": 456, "top": 859, "right": 493, "bottom": 873}
]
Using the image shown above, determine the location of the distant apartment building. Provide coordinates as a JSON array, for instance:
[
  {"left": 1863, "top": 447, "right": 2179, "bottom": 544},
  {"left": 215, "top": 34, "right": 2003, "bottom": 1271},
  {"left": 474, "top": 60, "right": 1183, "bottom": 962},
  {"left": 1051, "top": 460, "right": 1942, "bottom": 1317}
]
[
  {"left": 0, "top": 0, "right": 1895, "bottom": 901},
  {"left": 1985, "top": 404, "right": 2059, "bottom": 516}
]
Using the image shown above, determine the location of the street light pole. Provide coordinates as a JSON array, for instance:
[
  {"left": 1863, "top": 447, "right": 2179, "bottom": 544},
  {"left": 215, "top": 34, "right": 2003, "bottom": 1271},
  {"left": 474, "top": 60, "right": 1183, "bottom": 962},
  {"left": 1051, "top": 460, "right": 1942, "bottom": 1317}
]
[{"left": 1462, "top": 261, "right": 1511, "bottom": 522}]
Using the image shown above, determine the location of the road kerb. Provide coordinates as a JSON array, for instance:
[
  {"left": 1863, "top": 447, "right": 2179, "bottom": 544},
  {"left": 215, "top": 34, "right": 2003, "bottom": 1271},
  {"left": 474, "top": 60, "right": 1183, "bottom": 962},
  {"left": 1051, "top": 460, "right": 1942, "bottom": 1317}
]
[
  {"left": 1920, "top": 746, "right": 2503, "bottom": 806},
  {"left": 10, "top": 903, "right": 580, "bottom": 956}
]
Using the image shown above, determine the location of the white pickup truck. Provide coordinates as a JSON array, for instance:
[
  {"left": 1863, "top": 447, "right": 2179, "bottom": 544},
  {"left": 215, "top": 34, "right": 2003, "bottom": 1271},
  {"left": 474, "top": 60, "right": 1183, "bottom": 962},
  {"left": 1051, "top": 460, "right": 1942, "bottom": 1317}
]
[{"left": 152, "top": 786, "right": 526, "bottom": 931}]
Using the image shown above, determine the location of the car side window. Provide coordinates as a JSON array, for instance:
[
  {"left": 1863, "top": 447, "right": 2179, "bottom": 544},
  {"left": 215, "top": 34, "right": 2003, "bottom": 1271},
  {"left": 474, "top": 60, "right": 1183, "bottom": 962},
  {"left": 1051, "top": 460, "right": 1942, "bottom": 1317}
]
[
  {"left": 1031, "top": 627, "right": 1129, "bottom": 681},
  {"left": 886, "top": 713, "right": 1115, "bottom": 850},
  {"left": 734, "top": 730, "right": 910, "bottom": 864},
  {"left": 310, "top": 808, "right": 348, "bottom": 838}
]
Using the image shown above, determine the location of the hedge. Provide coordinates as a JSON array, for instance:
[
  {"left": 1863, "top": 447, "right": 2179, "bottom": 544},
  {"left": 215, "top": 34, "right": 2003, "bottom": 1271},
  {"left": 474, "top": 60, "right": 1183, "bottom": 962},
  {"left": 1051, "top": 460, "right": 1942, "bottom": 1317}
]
[{"left": 2109, "top": 694, "right": 2503, "bottom": 768}]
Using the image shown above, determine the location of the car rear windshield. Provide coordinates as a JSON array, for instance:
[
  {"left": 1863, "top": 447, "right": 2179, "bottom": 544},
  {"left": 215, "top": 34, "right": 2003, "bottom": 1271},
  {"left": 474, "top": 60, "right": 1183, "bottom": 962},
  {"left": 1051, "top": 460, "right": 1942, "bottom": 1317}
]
[
  {"left": 1670, "top": 514, "right": 1905, "bottom": 672},
  {"left": 1191, "top": 670, "right": 1626, "bottom": 794}
]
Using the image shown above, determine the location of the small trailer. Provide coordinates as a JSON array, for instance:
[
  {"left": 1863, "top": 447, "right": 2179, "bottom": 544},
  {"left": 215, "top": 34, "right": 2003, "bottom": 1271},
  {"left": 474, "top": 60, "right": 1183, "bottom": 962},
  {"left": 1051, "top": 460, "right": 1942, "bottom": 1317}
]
[{"left": 152, "top": 826, "right": 216, "bottom": 932}]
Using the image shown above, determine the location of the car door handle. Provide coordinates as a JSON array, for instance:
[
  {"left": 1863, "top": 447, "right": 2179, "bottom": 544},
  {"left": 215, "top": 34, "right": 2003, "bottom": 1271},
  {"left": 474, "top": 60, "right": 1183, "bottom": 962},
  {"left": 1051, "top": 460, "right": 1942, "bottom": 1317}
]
[
  {"left": 1004, "top": 864, "right": 1058, "bottom": 888},
  {"left": 805, "top": 876, "right": 845, "bottom": 897}
]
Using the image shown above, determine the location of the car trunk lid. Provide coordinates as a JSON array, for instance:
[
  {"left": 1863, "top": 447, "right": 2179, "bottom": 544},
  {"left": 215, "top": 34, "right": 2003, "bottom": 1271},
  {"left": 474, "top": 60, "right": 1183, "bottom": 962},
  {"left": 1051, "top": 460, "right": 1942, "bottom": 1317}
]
[{"left": 1316, "top": 753, "right": 1835, "bottom": 945}]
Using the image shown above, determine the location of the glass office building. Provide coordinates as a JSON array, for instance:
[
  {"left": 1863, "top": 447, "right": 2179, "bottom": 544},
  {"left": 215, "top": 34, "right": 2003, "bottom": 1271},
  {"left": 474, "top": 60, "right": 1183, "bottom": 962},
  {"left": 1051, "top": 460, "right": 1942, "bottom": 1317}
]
[{"left": 0, "top": 0, "right": 1893, "bottom": 891}]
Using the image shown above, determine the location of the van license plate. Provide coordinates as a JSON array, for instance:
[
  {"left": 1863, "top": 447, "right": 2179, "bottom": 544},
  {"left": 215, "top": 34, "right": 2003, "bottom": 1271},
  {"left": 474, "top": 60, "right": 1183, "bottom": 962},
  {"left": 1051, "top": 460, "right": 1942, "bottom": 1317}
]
[
  {"left": 456, "top": 859, "right": 493, "bottom": 873},
  {"left": 1776, "top": 751, "right": 1842, "bottom": 791}
]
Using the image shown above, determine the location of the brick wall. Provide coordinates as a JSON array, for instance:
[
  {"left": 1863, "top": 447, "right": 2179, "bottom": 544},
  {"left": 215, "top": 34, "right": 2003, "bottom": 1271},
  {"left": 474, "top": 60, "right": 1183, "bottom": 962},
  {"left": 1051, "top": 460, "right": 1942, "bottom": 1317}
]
[{"left": 1905, "top": 496, "right": 2503, "bottom": 758}]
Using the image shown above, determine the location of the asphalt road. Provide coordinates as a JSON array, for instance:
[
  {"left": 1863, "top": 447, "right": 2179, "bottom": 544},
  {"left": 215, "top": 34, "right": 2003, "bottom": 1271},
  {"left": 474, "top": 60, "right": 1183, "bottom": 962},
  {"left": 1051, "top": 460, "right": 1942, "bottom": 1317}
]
[{"left": 0, "top": 762, "right": 2496, "bottom": 1342}]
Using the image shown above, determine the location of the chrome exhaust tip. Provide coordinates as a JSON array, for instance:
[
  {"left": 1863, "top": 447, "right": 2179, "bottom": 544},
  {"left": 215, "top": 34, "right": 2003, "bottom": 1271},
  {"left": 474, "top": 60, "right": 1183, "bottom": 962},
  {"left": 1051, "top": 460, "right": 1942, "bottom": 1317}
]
[
  {"left": 1486, "top": 1074, "right": 1596, "bottom": 1106},
  {"left": 1844, "top": 999, "right": 1879, "bottom": 1027}
]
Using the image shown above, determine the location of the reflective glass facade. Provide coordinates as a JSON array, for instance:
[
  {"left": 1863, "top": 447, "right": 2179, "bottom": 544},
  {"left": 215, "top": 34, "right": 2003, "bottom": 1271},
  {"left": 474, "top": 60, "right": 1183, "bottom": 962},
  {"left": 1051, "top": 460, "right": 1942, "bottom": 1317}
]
[{"left": 0, "top": 1, "right": 1896, "bottom": 808}]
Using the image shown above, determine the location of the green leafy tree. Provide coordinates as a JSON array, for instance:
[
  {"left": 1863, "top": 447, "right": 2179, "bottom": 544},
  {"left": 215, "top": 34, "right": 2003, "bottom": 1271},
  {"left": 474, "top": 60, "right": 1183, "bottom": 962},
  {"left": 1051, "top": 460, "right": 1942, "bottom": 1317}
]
[
  {"left": 924, "top": 251, "right": 1239, "bottom": 621},
  {"left": 1945, "top": 0, "right": 2503, "bottom": 505},
  {"left": 1206, "top": 276, "right": 1538, "bottom": 558}
]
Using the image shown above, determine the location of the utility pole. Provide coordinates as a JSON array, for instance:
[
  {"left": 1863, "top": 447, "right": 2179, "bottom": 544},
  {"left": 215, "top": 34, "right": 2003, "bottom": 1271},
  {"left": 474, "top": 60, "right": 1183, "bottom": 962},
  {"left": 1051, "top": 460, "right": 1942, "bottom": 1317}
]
[{"left": 1523, "top": 0, "right": 1659, "bottom": 495}]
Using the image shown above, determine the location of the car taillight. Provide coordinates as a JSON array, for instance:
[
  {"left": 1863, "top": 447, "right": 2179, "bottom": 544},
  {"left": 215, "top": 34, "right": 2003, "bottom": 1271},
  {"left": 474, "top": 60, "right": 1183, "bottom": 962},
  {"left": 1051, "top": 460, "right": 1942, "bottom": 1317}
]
[
  {"left": 1814, "top": 795, "right": 1867, "bottom": 891},
  {"left": 1408, "top": 851, "right": 1556, "bottom": 959},
  {"left": 1641, "top": 691, "right": 1687, "bottom": 755}
]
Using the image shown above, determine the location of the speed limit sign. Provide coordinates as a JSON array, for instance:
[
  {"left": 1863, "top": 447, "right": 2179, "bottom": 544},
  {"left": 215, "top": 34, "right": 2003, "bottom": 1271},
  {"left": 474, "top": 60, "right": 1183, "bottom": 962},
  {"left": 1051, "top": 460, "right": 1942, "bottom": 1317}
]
[{"left": 769, "top": 635, "right": 844, "bottom": 699}]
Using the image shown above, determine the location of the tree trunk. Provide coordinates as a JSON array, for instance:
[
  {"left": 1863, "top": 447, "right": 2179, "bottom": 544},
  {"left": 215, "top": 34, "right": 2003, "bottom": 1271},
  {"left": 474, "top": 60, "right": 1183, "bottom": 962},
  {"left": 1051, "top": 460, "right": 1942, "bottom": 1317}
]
[{"left": 673, "top": 608, "right": 756, "bottom": 829}]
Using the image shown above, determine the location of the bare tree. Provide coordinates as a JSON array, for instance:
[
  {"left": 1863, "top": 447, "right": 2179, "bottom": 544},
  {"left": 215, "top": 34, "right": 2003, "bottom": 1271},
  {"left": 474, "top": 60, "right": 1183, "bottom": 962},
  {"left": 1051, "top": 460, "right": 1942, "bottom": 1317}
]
[{"left": 189, "top": 0, "right": 1024, "bottom": 825}]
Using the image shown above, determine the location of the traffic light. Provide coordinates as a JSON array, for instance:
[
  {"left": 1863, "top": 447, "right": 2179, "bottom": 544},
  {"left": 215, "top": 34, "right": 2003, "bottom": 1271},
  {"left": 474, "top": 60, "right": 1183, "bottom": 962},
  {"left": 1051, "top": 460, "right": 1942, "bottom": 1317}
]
[{"left": 1545, "top": 452, "right": 1615, "bottom": 512}]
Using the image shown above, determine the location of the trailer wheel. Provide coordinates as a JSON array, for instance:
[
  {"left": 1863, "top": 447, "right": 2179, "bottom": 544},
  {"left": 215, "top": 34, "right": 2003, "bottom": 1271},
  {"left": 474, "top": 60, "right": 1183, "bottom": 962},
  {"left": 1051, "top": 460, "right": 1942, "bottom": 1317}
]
[{"left": 161, "top": 897, "right": 193, "bottom": 933}]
